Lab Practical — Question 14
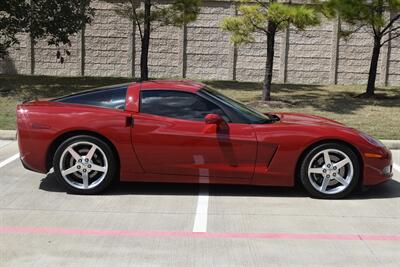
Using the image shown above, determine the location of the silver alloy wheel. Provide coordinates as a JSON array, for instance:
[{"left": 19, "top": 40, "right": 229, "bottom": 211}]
[
  {"left": 307, "top": 148, "right": 354, "bottom": 195},
  {"left": 59, "top": 141, "right": 108, "bottom": 190}
]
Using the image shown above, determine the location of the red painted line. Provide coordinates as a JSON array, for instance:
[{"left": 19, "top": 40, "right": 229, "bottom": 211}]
[{"left": 1, "top": 226, "right": 399, "bottom": 241}]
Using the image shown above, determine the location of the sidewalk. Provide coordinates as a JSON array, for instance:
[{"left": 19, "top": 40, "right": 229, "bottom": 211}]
[{"left": 1, "top": 129, "right": 399, "bottom": 149}]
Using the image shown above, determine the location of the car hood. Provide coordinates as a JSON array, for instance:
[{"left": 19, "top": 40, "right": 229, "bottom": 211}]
[{"left": 271, "top": 112, "right": 346, "bottom": 128}]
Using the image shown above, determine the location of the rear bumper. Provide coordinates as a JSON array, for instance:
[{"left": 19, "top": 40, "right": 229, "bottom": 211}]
[
  {"left": 20, "top": 154, "right": 39, "bottom": 172},
  {"left": 17, "top": 106, "right": 49, "bottom": 174},
  {"left": 18, "top": 128, "right": 52, "bottom": 174}
]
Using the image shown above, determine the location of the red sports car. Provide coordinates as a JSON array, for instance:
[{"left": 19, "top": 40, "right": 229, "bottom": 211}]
[{"left": 17, "top": 80, "right": 393, "bottom": 198}]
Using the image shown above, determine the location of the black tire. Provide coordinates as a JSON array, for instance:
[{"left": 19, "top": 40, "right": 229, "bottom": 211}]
[
  {"left": 53, "top": 135, "right": 117, "bottom": 194},
  {"left": 299, "top": 142, "right": 361, "bottom": 199}
]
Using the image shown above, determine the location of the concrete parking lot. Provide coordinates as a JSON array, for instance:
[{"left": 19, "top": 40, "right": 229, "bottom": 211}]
[{"left": 1, "top": 140, "right": 399, "bottom": 266}]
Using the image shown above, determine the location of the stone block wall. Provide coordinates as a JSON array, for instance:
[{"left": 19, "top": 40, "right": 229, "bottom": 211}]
[
  {"left": 0, "top": 33, "right": 31, "bottom": 75},
  {"left": 236, "top": 32, "right": 282, "bottom": 82},
  {"left": 34, "top": 37, "right": 80, "bottom": 76},
  {"left": 186, "top": 1, "right": 232, "bottom": 80},
  {"left": 287, "top": 20, "right": 333, "bottom": 84},
  {"left": 1, "top": 0, "right": 400, "bottom": 86},
  {"left": 139, "top": 25, "right": 181, "bottom": 78},
  {"left": 388, "top": 20, "right": 400, "bottom": 85},
  {"left": 337, "top": 28, "right": 379, "bottom": 84},
  {"left": 85, "top": 1, "right": 130, "bottom": 77}
]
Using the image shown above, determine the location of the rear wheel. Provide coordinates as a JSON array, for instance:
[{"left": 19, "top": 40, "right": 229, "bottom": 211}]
[
  {"left": 300, "top": 143, "right": 360, "bottom": 199},
  {"left": 53, "top": 135, "right": 117, "bottom": 194}
]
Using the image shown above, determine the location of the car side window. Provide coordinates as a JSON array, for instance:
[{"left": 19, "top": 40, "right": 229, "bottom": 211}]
[
  {"left": 140, "top": 90, "right": 230, "bottom": 122},
  {"left": 55, "top": 86, "right": 127, "bottom": 110}
]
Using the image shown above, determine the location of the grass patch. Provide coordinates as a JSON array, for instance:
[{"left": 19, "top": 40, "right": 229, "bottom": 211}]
[{"left": 1, "top": 75, "right": 399, "bottom": 139}]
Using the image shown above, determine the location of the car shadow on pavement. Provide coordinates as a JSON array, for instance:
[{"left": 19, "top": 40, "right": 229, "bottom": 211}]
[
  {"left": 350, "top": 179, "right": 400, "bottom": 200},
  {"left": 39, "top": 172, "right": 400, "bottom": 199},
  {"left": 107, "top": 182, "right": 308, "bottom": 198}
]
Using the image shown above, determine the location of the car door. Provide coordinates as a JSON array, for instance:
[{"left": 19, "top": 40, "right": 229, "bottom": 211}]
[{"left": 131, "top": 90, "right": 257, "bottom": 180}]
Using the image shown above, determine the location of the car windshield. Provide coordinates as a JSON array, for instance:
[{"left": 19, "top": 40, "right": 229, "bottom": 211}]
[{"left": 200, "top": 87, "right": 272, "bottom": 124}]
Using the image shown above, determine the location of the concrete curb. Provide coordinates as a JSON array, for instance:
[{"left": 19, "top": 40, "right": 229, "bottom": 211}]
[
  {"left": 0, "top": 129, "right": 399, "bottom": 149},
  {"left": 0, "top": 130, "right": 17, "bottom": 140},
  {"left": 381, "top": 140, "right": 400, "bottom": 150}
]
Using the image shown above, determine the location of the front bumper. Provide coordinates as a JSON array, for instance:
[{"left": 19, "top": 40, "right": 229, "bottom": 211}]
[{"left": 363, "top": 147, "right": 393, "bottom": 186}]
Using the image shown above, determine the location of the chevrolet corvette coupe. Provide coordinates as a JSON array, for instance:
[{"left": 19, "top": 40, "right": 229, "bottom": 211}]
[{"left": 17, "top": 80, "right": 393, "bottom": 198}]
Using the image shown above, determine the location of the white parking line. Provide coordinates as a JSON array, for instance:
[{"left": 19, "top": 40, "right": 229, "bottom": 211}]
[
  {"left": 0, "top": 153, "right": 20, "bottom": 169},
  {"left": 193, "top": 186, "right": 209, "bottom": 232},
  {"left": 193, "top": 155, "right": 209, "bottom": 233}
]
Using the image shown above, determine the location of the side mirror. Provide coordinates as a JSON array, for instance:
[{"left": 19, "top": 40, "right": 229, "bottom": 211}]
[
  {"left": 205, "top": 113, "right": 224, "bottom": 125},
  {"left": 204, "top": 114, "right": 229, "bottom": 133}
]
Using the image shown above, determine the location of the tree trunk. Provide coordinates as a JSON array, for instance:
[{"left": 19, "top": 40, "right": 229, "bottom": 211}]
[
  {"left": 140, "top": 0, "right": 151, "bottom": 81},
  {"left": 262, "top": 20, "right": 276, "bottom": 101},
  {"left": 366, "top": 36, "right": 382, "bottom": 97}
]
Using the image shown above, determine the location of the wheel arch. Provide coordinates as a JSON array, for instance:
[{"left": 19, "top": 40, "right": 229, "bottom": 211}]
[
  {"left": 294, "top": 139, "right": 364, "bottom": 187},
  {"left": 46, "top": 130, "right": 120, "bottom": 173}
]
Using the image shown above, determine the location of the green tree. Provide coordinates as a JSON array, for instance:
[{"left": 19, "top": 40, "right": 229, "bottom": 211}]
[
  {"left": 221, "top": 0, "right": 320, "bottom": 101},
  {"left": 0, "top": 0, "right": 29, "bottom": 58},
  {"left": 110, "top": 0, "right": 201, "bottom": 81},
  {"left": 323, "top": 0, "right": 400, "bottom": 97},
  {"left": 0, "top": 0, "right": 94, "bottom": 61}
]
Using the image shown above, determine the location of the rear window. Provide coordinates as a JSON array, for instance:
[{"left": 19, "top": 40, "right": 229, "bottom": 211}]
[{"left": 54, "top": 86, "right": 127, "bottom": 110}]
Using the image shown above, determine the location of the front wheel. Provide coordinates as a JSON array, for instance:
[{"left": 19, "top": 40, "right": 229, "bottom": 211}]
[
  {"left": 299, "top": 143, "right": 361, "bottom": 199},
  {"left": 53, "top": 135, "right": 117, "bottom": 194}
]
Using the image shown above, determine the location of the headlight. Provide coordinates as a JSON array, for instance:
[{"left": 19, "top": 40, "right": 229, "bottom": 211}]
[{"left": 360, "top": 132, "right": 385, "bottom": 147}]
